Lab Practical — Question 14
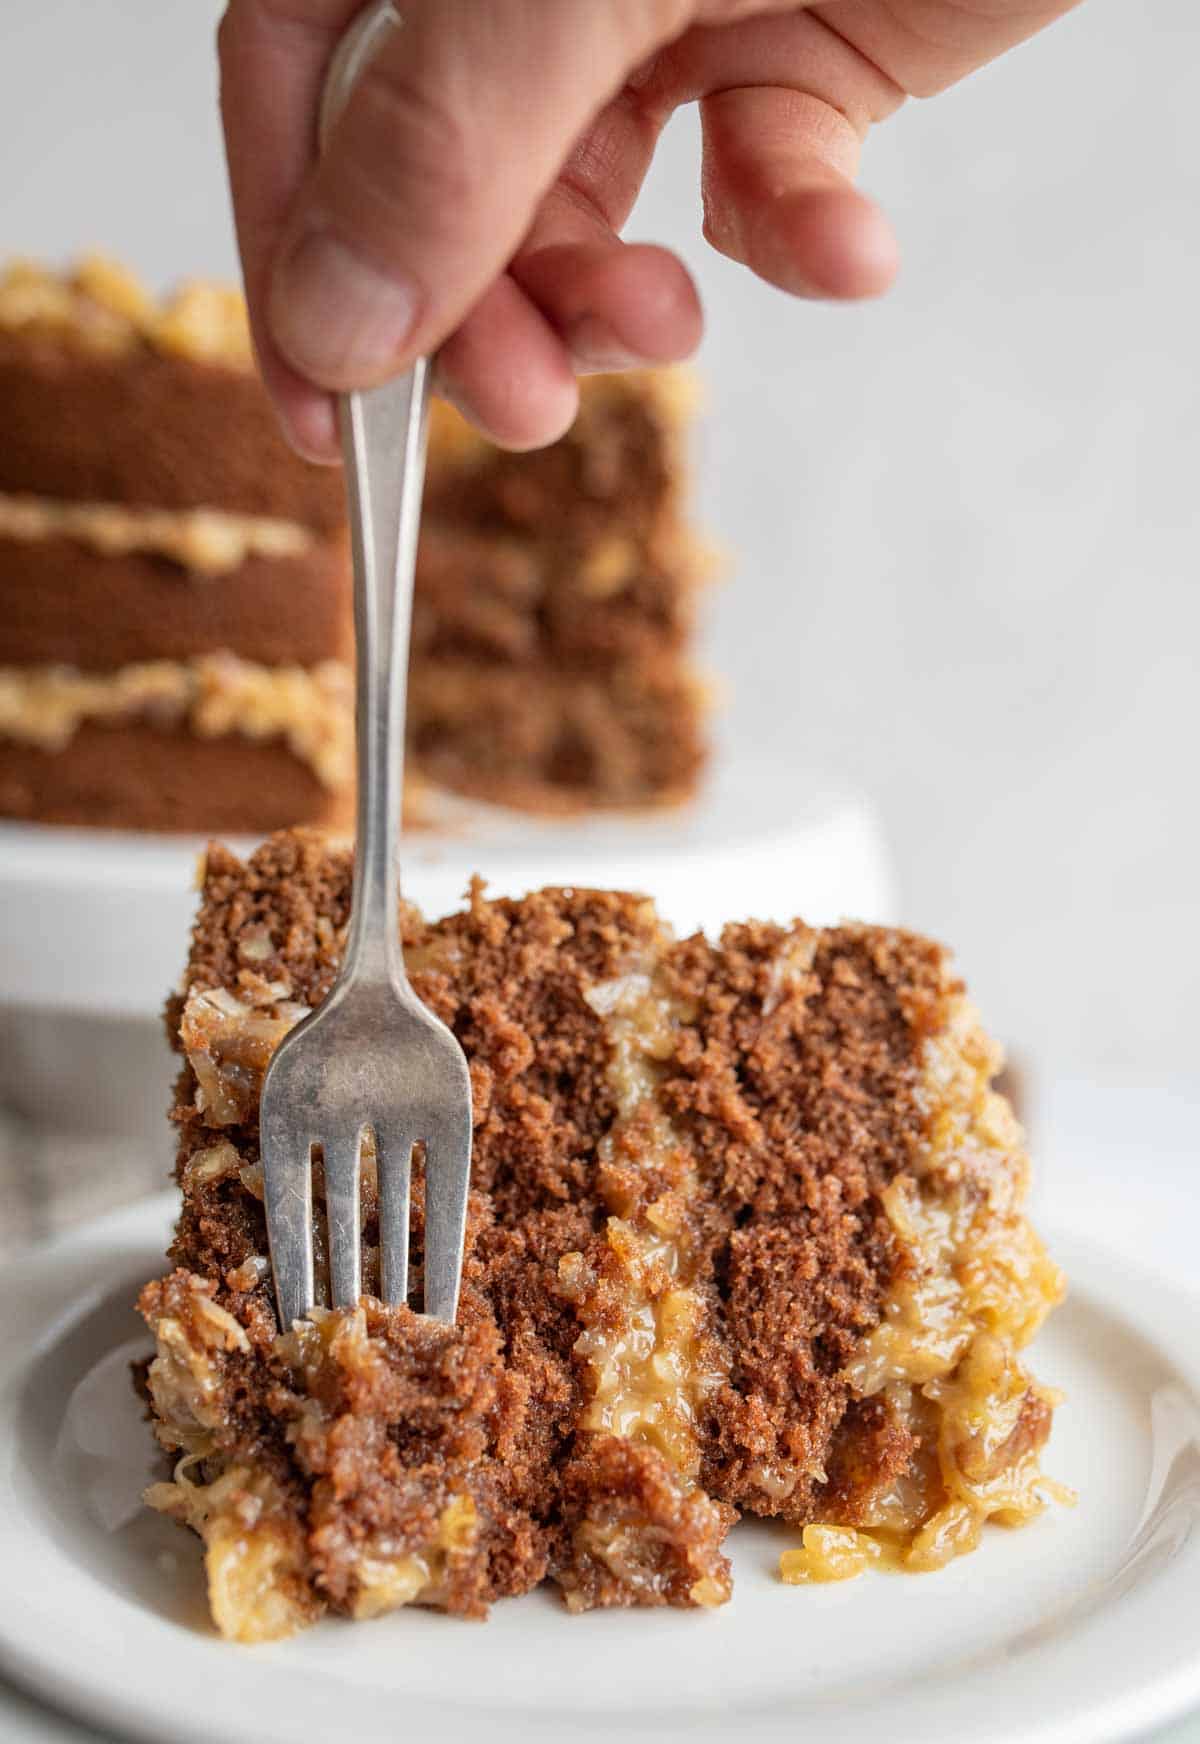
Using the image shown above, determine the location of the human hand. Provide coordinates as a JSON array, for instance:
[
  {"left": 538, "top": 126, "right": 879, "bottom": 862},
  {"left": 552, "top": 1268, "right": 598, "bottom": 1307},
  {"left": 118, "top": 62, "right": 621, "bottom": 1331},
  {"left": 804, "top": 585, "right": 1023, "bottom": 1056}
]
[{"left": 218, "top": 0, "right": 1080, "bottom": 460}]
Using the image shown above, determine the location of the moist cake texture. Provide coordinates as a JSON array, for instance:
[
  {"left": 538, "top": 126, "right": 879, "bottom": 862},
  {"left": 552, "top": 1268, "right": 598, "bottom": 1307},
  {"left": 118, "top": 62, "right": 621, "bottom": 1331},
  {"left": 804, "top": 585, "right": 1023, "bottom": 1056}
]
[
  {"left": 139, "top": 832, "right": 1066, "bottom": 1638},
  {"left": 0, "top": 258, "right": 711, "bottom": 830}
]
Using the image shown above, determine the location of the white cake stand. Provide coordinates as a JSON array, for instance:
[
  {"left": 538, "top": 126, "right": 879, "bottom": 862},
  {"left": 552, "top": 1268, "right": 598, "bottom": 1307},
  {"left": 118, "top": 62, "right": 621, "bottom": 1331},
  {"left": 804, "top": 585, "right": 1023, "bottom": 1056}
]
[
  {"left": 0, "top": 750, "right": 894, "bottom": 1137},
  {"left": 0, "top": 749, "right": 894, "bottom": 1018}
]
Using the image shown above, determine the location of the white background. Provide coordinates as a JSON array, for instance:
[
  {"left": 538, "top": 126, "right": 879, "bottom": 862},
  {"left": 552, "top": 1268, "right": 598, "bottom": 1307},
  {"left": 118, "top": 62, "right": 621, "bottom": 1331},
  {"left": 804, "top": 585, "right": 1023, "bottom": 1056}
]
[{"left": 2, "top": 0, "right": 1196, "bottom": 1079}]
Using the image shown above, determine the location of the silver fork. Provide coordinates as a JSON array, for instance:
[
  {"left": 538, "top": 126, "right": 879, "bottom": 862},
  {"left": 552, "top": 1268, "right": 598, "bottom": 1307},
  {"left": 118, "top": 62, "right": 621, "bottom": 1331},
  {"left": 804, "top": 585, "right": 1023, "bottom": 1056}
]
[{"left": 259, "top": 0, "right": 472, "bottom": 1332}]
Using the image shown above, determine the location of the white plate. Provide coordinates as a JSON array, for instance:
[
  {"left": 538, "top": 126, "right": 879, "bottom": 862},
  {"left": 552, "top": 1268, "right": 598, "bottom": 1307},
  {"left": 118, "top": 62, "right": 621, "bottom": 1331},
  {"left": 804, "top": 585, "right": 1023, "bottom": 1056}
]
[
  {"left": 3, "top": 1194, "right": 1199, "bottom": 1744},
  {"left": 0, "top": 752, "right": 894, "bottom": 1018}
]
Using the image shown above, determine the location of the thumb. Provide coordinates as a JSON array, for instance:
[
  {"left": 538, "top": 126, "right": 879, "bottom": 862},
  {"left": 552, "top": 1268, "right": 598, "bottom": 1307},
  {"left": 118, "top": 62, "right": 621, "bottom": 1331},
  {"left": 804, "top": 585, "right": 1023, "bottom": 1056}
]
[{"left": 267, "top": 0, "right": 686, "bottom": 391}]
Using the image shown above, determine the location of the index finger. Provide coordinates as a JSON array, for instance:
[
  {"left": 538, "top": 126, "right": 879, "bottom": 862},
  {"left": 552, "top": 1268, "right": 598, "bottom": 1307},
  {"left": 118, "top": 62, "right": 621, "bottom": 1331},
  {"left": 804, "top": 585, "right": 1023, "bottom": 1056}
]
[{"left": 218, "top": 0, "right": 355, "bottom": 458}]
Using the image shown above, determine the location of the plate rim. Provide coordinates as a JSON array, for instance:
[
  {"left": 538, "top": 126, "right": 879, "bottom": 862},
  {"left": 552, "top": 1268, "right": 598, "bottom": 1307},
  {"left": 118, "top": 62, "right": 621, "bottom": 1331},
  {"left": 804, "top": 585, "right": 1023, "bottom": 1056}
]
[{"left": 1, "top": 1196, "right": 1199, "bottom": 1744}]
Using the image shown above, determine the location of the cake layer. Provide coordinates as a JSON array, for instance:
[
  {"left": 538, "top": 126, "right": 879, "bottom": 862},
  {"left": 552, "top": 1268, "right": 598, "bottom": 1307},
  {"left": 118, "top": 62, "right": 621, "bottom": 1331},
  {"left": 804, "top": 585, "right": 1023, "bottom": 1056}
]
[
  {"left": 0, "top": 647, "right": 703, "bottom": 824},
  {"left": 0, "top": 642, "right": 704, "bottom": 821},
  {"left": 0, "top": 504, "right": 697, "bottom": 676},
  {"left": 0, "top": 723, "right": 354, "bottom": 834},
  {"left": 411, "top": 521, "right": 706, "bottom": 669},
  {"left": 407, "top": 656, "right": 710, "bottom": 809},
  {"left": 0, "top": 654, "right": 350, "bottom": 768},
  {"left": 0, "top": 654, "right": 353, "bottom": 831},
  {"left": 0, "top": 262, "right": 343, "bottom": 528},
  {"left": 425, "top": 372, "right": 692, "bottom": 548},
  {"left": 0, "top": 526, "right": 352, "bottom": 671},
  {"left": 0, "top": 262, "right": 688, "bottom": 540},
  {"left": 412, "top": 377, "right": 710, "bottom": 808},
  {"left": 138, "top": 832, "right": 1064, "bottom": 1637},
  {"left": 0, "top": 337, "right": 345, "bottom": 529}
]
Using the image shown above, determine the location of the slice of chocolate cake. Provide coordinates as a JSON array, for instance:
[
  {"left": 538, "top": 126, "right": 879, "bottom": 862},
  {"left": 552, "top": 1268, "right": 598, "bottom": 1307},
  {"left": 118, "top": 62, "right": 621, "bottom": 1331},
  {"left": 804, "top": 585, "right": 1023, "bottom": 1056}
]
[
  {"left": 137, "top": 831, "right": 1066, "bottom": 1640},
  {"left": 0, "top": 258, "right": 711, "bottom": 831}
]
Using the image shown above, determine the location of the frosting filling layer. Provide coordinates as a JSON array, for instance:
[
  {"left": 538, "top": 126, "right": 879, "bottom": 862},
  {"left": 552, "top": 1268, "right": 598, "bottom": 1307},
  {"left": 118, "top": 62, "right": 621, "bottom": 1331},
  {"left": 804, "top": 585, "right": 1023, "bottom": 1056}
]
[
  {"left": 0, "top": 654, "right": 352, "bottom": 787},
  {"left": 0, "top": 493, "right": 313, "bottom": 575},
  {"left": 779, "top": 1000, "right": 1069, "bottom": 1583},
  {"left": 0, "top": 256, "right": 252, "bottom": 368}
]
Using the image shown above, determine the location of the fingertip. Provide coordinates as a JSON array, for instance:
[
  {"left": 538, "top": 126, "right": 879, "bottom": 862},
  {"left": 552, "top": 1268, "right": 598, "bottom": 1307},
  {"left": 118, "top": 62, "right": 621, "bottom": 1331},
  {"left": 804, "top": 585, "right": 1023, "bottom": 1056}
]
[
  {"left": 574, "top": 244, "right": 704, "bottom": 369},
  {"left": 761, "top": 185, "right": 900, "bottom": 301},
  {"left": 281, "top": 392, "right": 342, "bottom": 465},
  {"left": 436, "top": 277, "right": 579, "bottom": 451},
  {"left": 518, "top": 241, "right": 704, "bottom": 372},
  {"left": 270, "top": 372, "right": 341, "bottom": 464},
  {"left": 246, "top": 322, "right": 342, "bottom": 462},
  {"left": 436, "top": 373, "right": 579, "bottom": 452}
]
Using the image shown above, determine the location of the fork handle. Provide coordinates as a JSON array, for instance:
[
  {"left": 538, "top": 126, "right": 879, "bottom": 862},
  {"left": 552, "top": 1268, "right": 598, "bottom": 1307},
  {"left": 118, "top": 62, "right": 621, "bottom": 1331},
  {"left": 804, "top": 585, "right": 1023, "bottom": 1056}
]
[{"left": 339, "top": 366, "right": 430, "bottom": 988}]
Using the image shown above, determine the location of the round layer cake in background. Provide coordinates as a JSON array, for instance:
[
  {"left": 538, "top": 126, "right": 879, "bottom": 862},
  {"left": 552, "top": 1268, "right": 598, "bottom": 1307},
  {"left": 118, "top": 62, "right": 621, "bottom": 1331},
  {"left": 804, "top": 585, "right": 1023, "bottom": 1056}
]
[{"left": 0, "top": 258, "right": 713, "bottom": 831}]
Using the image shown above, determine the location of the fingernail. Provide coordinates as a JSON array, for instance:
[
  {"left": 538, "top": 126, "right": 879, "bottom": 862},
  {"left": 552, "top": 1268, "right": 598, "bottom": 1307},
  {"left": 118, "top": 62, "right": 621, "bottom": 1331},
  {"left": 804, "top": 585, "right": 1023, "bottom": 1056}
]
[
  {"left": 270, "top": 227, "right": 418, "bottom": 386},
  {"left": 567, "top": 314, "right": 642, "bottom": 372},
  {"left": 280, "top": 394, "right": 340, "bottom": 466}
]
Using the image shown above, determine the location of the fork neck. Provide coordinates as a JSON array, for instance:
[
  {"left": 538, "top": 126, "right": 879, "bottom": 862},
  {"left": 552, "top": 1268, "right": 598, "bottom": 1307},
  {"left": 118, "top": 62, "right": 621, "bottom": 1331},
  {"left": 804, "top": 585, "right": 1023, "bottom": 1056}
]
[{"left": 339, "top": 362, "right": 430, "bottom": 989}]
